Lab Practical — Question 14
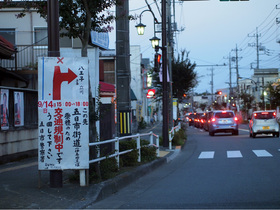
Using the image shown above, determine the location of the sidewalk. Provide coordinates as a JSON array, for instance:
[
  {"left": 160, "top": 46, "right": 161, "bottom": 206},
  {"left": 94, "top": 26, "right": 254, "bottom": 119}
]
[{"left": 0, "top": 122, "right": 181, "bottom": 209}]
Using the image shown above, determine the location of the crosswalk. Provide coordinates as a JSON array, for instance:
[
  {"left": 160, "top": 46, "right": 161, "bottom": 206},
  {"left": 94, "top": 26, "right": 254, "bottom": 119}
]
[{"left": 198, "top": 149, "right": 279, "bottom": 159}]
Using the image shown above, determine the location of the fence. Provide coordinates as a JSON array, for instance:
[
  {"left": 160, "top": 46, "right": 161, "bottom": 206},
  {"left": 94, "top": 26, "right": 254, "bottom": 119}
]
[
  {"left": 1, "top": 45, "right": 47, "bottom": 71},
  {"left": 78, "top": 123, "right": 182, "bottom": 186},
  {"left": 168, "top": 123, "right": 181, "bottom": 150},
  {"left": 89, "top": 131, "right": 160, "bottom": 168}
]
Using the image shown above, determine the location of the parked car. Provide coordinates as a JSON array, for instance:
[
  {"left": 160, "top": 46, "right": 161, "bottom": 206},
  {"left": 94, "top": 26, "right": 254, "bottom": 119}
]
[
  {"left": 209, "top": 110, "right": 238, "bottom": 136},
  {"left": 249, "top": 110, "right": 279, "bottom": 138},
  {"left": 203, "top": 111, "right": 213, "bottom": 131},
  {"left": 194, "top": 112, "right": 204, "bottom": 128},
  {"left": 188, "top": 113, "right": 195, "bottom": 126}
]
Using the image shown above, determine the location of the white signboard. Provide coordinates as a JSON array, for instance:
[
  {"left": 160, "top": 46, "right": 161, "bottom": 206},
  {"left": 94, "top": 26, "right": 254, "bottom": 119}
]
[{"left": 38, "top": 57, "right": 89, "bottom": 170}]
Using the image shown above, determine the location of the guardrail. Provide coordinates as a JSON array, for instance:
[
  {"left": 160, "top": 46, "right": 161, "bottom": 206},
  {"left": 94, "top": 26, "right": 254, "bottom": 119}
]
[
  {"left": 168, "top": 122, "right": 181, "bottom": 150},
  {"left": 89, "top": 131, "right": 160, "bottom": 168},
  {"left": 78, "top": 123, "right": 182, "bottom": 186}
]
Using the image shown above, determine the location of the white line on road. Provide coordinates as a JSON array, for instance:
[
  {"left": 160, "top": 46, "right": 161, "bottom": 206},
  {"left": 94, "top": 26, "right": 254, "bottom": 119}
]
[
  {"left": 198, "top": 151, "right": 215, "bottom": 159},
  {"left": 253, "top": 150, "right": 273, "bottom": 157},
  {"left": 227, "top": 150, "right": 243, "bottom": 158}
]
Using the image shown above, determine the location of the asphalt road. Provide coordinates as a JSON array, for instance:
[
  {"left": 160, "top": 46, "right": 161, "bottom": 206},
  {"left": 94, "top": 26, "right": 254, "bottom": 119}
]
[{"left": 88, "top": 124, "right": 280, "bottom": 209}]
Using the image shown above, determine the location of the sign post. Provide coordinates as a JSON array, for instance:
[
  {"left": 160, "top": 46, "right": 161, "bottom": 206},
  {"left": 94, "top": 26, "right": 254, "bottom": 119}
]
[{"left": 38, "top": 57, "right": 89, "bottom": 185}]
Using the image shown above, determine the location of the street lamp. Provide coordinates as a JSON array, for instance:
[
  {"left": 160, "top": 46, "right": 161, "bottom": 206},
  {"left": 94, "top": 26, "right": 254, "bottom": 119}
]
[
  {"left": 150, "top": 36, "right": 160, "bottom": 48},
  {"left": 135, "top": 23, "right": 146, "bottom": 35},
  {"left": 135, "top": 1, "right": 160, "bottom": 49},
  {"left": 264, "top": 91, "right": 267, "bottom": 110}
]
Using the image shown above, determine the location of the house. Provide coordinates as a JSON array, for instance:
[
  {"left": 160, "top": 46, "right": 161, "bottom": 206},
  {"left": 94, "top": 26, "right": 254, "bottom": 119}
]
[{"left": 0, "top": 5, "right": 110, "bottom": 163}]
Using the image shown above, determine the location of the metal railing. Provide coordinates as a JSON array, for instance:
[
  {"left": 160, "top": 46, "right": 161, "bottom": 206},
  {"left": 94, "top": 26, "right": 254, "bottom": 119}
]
[
  {"left": 88, "top": 122, "right": 182, "bottom": 167},
  {"left": 168, "top": 122, "right": 181, "bottom": 150},
  {"left": 79, "top": 123, "right": 182, "bottom": 186},
  {"left": 1, "top": 45, "right": 47, "bottom": 71},
  {"left": 89, "top": 131, "right": 160, "bottom": 168}
]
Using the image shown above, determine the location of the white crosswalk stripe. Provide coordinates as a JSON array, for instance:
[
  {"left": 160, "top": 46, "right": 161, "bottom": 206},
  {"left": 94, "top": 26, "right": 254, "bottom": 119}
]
[
  {"left": 227, "top": 150, "right": 243, "bottom": 158},
  {"left": 252, "top": 150, "right": 273, "bottom": 157},
  {"left": 198, "top": 149, "right": 276, "bottom": 159},
  {"left": 198, "top": 151, "right": 215, "bottom": 159}
]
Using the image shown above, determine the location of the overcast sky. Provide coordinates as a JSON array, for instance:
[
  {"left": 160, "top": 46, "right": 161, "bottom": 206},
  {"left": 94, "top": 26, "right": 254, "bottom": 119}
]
[{"left": 108, "top": 0, "right": 280, "bottom": 93}]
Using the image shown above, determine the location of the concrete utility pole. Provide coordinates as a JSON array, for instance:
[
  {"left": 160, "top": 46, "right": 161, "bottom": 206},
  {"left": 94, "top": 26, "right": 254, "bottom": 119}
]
[
  {"left": 162, "top": 0, "right": 169, "bottom": 147},
  {"left": 196, "top": 64, "right": 226, "bottom": 104},
  {"left": 116, "top": 0, "right": 131, "bottom": 136},
  {"left": 47, "top": 0, "right": 62, "bottom": 188},
  {"left": 249, "top": 27, "right": 263, "bottom": 107},
  {"left": 232, "top": 44, "right": 241, "bottom": 111}
]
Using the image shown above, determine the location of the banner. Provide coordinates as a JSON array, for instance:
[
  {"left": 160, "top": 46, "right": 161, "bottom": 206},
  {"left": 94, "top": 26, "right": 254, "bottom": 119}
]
[
  {"left": 14, "top": 92, "right": 24, "bottom": 127},
  {"left": 0, "top": 89, "right": 9, "bottom": 130},
  {"left": 38, "top": 57, "right": 89, "bottom": 170}
]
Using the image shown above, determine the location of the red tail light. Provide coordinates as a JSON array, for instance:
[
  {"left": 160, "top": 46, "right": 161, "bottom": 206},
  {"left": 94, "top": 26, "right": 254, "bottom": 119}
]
[
  {"left": 234, "top": 117, "right": 238, "bottom": 121},
  {"left": 273, "top": 112, "right": 276, "bottom": 116},
  {"left": 211, "top": 118, "right": 216, "bottom": 122}
]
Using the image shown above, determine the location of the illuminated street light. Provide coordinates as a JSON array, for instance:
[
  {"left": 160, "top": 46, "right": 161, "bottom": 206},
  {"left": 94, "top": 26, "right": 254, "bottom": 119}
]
[
  {"left": 135, "top": 23, "right": 146, "bottom": 35},
  {"left": 150, "top": 36, "right": 160, "bottom": 48}
]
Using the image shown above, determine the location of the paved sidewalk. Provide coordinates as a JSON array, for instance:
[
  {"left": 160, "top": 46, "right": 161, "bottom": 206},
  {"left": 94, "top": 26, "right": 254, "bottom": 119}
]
[{"left": 0, "top": 122, "right": 182, "bottom": 209}]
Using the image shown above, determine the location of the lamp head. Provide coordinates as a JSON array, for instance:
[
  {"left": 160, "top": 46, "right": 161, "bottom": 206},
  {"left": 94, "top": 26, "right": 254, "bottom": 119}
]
[
  {"left": 150, "top": 36, "right": 160, "bottom": 49},
  {"left": 135, "top": 23, "right": 146, "bottom": 35}
]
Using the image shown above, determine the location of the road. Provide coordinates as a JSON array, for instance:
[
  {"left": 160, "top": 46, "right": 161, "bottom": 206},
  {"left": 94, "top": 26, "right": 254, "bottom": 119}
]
[{"left": 88, "top": 124, "right": 280, "bottom": 209}]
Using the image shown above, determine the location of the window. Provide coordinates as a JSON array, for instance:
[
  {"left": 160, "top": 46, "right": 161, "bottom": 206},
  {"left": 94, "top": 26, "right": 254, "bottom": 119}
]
[
  {"left": 34, "top": 27, "right": 48, "bottom": 45},
  {"left": 0, "top": 28, "right": 15, "bottom": 45},
  {"left": 215, "top": 112, "right": 234, "bottom": 118},
  {"left": 254, "top": 112, "right": 275, "bottom": 120}
]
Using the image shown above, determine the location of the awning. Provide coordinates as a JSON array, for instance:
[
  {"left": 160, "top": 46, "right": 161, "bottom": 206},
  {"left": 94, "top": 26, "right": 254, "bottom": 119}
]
[
  {"left": 99, "top": 81, "right": 115, "bottom": 97},
  {"left": 0, "top": 35, "right": 16, "bottom": 59}
]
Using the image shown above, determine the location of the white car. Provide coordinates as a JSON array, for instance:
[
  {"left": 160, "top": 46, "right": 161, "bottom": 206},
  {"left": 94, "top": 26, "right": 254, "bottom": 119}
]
[{"left": 249, "top": 110, "right": 280, "bottom": 138}]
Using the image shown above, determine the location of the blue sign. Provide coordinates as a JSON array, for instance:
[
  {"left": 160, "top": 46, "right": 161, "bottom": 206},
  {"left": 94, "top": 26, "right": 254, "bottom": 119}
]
[{"left": 90, "top": 31, "right": 109, "bottom": 50}]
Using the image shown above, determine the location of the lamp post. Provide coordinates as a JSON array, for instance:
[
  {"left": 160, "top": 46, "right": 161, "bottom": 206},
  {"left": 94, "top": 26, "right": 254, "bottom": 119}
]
[
  {"left": 135, "top": 8, "right": 160, "bottom": 49},
  {"left": 264, "top": 91, "right": 267, "bottom": 110}
]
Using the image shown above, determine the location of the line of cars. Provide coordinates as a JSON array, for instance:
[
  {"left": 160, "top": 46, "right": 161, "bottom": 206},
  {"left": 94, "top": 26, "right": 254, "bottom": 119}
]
[
  {"left": 187, "top": 110, "right": 239, "bottom": 136},
  {"left": 186, "top": 109, "right": 280, "bottom": 138}
]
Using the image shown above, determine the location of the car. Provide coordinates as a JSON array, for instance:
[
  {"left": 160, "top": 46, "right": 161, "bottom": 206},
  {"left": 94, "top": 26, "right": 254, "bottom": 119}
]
[
  {"left": 194, "top": 112, "right": 204, "bottom": 128},
  {"left": 188, "top": 113, "right": 195, "bottom": 126},
  {"left": 249, "top": 110, "right": 279, "bottom": 138},
  {"left": 208, "top": 110, "right": 238, "bottom": 136},
  {"left": 203, "top": 111, "right": 213, "bottom": 131}
]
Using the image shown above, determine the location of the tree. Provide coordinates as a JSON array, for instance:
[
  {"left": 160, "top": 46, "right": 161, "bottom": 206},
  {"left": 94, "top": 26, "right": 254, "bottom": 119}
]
[
  {"left": 0, "top": 0, "right": 116, "bottom": 57},
  {"left": 240, "top": 91, "right": 255, "bottom": 120},
  {"left": 266, "top": 79, "right": 280, "bottom": 109},
  {"left": 0, "top": 0, "right": 116, "bottom": 180},
  {"left": 172, "top": 50, "right": 197, "bottom": 102}
]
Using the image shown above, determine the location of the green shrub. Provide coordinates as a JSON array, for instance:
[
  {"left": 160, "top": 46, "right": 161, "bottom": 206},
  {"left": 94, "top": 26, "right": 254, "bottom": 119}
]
[
  {"left": 140, "top": 139, "right": 157, "bottom": 162},
  {"left": 100, "top": 158, "right": 119, "bottom": 180},
  {"left": 172, "top": 128, "right": 186, "bottom": 146},
  {"left": 119, "top": 140, "right": 138, "bottom": 167}
]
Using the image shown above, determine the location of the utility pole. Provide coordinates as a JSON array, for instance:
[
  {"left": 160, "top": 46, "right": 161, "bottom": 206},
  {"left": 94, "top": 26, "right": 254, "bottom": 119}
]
[
  {"left": 210, "top": 67, "right": 214, "bottom": 103},
  {"left": 249, "top": 27, "right": 263, "bottom": 107},
  {"left": 162, "top": 0, "right": 169, "bottom": 147},
  {"left": 47, "top": 0, "right": 62, "bottom": 188},
  {"left": 196, "top": 64, "right": 226, "bottom": 106},
  {"left": 232, "top": 44, "right": 241, "bottom": 112},
  {"left": 116, "top": 0, "right": 131, "bottom": 137},
  {"left": 229, "top": 53, "right": 232, "bottom": 100}
]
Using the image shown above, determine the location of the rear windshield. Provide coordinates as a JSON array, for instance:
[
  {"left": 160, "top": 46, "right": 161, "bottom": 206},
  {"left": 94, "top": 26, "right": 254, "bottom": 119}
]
[
  {"left": 215, "top": 112, "right": 234, "bottom": 118},
  {"left": 254, "top": 112, "right": 275, "bottom": 119}
]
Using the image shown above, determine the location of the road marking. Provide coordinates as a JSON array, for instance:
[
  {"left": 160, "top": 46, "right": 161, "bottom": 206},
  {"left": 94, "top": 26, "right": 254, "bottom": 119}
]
[
  {"left": 227, "top": 150, "right": 243, "bottom": 158},
  {"left": 198, "top": 151, "right": 215, "bottom": 159},
  {"left": 253, "top": 150, "right": 273, "bottom": 157},
  {"left": 0, "top": 162, "right": 37, "bottom": 174}
]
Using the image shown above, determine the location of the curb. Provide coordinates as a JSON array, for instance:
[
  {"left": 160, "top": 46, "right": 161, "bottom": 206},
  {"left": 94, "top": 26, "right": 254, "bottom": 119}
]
[{"left": 74, "top": 148, "right": 181, "bottom": 209}]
